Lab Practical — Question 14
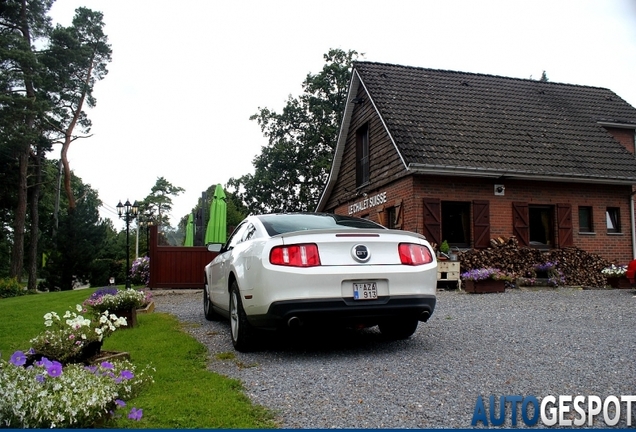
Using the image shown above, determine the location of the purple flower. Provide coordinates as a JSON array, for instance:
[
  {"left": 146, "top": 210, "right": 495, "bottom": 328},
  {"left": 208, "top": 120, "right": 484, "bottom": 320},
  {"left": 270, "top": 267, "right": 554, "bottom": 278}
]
[
  {"left": 36, "top": 357, "right": 52, "bottom": 368},
  {"left": 85, "top": 365, "right": 98, "bottom": 374},
  {"left": 10, "top": 351, "right": 26, "bottom": 366},
  {"left": 46, "top": 361, "right": 63, "bottom": 377},
  {"left": 120, "top": 370, "right": 134, "bottom": 380},
  {"left": 100, "top": 361, "right": 114, "bottom": 369},
  {"left": 128, "top": 407, "right": 143, "bottom": 421},
  {"left": 35, "top": 374, "right": 45, "bottom": 383},
  {"left": 115, "top": 399, "right": 126, "bottom": 408}
]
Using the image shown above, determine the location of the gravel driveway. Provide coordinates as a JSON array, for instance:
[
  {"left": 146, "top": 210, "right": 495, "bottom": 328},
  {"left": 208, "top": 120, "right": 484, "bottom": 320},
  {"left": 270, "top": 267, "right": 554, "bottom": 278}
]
[{"left": 152, "top": 288, "right": 636, "bottom": 428}]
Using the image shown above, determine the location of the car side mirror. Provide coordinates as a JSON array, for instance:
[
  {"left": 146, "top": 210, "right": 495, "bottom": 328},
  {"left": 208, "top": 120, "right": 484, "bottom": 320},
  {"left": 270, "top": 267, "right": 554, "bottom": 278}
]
[{"left": 207, "top": 243, "right": 223, "bottom": 253}]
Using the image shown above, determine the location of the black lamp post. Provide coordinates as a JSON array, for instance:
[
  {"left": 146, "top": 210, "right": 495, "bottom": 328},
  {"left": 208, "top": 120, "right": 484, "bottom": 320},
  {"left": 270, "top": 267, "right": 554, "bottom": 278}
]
[
  {"left": 117, "top": 199, "right": 139, "bottom": 288},
  {"left": 144, "top": 212, "right": 154, "bottom": 256}
]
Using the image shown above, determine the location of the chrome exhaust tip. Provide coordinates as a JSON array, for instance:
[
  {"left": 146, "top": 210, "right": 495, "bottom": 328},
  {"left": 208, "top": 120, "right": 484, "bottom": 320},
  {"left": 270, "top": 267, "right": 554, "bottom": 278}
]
[
  {"left": 287, "top": 316, "right": 301, "bottom": 328},
  {"left": 419, "top": 311, "right": 431, "bottom": 322}
]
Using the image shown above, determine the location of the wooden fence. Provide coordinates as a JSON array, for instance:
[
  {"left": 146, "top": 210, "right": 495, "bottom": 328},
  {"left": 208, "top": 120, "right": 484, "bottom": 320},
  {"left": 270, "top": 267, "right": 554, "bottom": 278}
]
[{"left": 148, "top": 225, "right": 218, "bottom": 289}]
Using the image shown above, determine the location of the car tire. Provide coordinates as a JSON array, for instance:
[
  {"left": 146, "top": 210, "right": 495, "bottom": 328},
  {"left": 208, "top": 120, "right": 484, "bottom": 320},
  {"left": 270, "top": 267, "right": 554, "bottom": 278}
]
[
  {"left": 229, "top": 281, "right": 255, "bottom": 352},
  {"left": 203, "top": 278, "right": 220, "bottom": 321},
  {"left": 378, "top": 318, "right": 419, "bottom": 340}
]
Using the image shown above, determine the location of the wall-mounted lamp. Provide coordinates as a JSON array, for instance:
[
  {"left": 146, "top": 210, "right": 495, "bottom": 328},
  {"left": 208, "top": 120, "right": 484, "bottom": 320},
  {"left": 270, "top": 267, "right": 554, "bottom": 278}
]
[{"left": 494, "top": 184, "right": 505, "bottom": 196}]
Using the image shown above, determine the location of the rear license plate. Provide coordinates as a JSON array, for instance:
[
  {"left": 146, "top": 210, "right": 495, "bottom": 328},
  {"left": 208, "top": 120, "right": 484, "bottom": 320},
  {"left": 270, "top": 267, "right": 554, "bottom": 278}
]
[{"left": 353, "top": 282, "right": 378, "bottom": 300}]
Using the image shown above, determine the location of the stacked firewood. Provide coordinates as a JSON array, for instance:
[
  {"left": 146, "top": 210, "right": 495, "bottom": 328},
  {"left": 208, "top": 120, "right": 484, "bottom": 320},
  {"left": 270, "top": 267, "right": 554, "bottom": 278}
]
[{"left": 456, "top": 237, "right": 612, "bottom": 287}]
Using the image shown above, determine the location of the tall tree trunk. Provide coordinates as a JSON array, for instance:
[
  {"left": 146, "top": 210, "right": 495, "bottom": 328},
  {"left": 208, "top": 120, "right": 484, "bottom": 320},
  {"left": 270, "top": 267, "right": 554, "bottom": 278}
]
[
  {"left": 61, "top": 53, "right": 94, "bottom": 211},
  {"left": 9, "top": 0, "right": 37, "bottom": 281},
  {"left": 27, "top": 146, "right": 43, "bottom": 291},
  {"left": 9, "top": 151, "right": 28, "bottom": 280}
]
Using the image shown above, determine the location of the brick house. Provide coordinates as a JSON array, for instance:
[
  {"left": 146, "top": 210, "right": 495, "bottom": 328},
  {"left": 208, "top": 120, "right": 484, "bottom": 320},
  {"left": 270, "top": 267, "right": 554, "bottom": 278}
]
[{"left": 316, "top": 62, "right": 636, "bottom": 263}]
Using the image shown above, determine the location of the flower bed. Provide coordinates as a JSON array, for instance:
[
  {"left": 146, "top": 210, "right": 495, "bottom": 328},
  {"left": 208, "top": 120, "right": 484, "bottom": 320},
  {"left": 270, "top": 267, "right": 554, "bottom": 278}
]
[{"left": 0, "top": 352, "right": 153, "bottom": 428}]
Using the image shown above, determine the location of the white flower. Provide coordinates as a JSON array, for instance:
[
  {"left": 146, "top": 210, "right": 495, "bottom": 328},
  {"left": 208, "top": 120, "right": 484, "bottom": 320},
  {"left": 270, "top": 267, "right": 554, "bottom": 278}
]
[
  {"left": 75, "top": 304, "right": 82, "bottom": 312},
  {"left": 44, "top": 313, "right": 52, "bottom": 320}
]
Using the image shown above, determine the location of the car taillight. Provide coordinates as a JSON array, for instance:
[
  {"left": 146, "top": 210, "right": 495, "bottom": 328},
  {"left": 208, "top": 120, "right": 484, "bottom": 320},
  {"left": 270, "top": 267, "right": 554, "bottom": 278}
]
[
  {"left": 270, "top": 244, "right": 321, "bottom": 267},
  {"left": 398, "top": 243, "right": 433, "bottom": 266}
]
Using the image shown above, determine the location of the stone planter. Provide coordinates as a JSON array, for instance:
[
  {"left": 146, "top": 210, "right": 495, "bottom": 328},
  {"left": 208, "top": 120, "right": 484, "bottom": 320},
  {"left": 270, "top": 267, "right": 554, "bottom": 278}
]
[
  {"left": 464, "top": 279, "right": 506, "bottom": 294},
  {"left": 606, "top": 276, "right": 632, "bottom": 289}
]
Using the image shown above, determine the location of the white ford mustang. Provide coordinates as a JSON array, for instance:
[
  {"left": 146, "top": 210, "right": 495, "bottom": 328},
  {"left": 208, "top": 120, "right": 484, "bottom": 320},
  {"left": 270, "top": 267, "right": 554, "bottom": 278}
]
[{"left": 203, "top": 213, "right": 437, "bottom": 351}]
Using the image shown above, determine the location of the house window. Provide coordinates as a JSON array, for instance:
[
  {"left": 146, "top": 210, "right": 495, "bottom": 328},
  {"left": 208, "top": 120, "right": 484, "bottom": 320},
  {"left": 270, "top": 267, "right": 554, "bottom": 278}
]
[
  {"left": 356, "top": 124, "right": 369, "bottom": 187},
  {"left": 529, "top": 205, "right": 553, "bottom": 247},
  {"left": 578, "top": 206, "right": 593, "bottom": 233},
  {"left": 606, "top": 207, "right": 621, "bottom": 233},
  {"left": 441, "top": 202, "right": 471, "bottom": 247},
  {"left": 386, "top": 206, "right": 396, "bottom": 229}
]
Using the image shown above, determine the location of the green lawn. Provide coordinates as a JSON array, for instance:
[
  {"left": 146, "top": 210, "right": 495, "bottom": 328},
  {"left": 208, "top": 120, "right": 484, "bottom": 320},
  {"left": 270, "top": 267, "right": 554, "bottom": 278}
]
[{"left": 0, "top": 289, "right": 276, "bottom": 428}]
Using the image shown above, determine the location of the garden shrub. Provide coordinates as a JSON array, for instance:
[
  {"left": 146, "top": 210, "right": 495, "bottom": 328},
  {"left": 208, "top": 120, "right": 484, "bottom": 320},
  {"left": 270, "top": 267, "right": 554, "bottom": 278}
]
[{"left": 0, "top": 278, "right": 25, "bottom": 299}]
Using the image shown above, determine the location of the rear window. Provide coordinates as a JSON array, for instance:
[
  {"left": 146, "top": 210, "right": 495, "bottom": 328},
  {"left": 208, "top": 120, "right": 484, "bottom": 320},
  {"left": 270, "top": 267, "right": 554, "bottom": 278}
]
[{"left": 258, "top": 214, "right": 386, "bottom": 236}]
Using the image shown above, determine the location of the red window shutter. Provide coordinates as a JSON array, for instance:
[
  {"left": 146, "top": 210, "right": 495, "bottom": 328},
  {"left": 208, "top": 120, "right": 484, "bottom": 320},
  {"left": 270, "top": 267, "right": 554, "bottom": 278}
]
[
  {"left": 473, "top": 200, "right": 491, "bottom": 249},
  {"left": 557, "top": 203, "right": 574, "bottom": 247},
  {"left": 423, "top": 198, "right": 441, "bottom": 246},
  {"left": 395, "top": 201, "right": 404, "bottom": 230},
  {"left": 512, "top": 202, "right": 529, "bottom": 246}
]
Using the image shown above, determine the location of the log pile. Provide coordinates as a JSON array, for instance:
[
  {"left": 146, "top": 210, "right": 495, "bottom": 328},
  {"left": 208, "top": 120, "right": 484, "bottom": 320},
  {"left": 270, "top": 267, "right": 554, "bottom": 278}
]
[{"left": 456, "top": 237, "right": 612, "bottom": 287}]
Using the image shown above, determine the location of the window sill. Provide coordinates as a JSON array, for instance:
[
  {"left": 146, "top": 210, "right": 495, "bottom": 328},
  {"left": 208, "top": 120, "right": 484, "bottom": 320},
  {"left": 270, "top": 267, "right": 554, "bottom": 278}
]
[
  {"left": 578, "top": 232, "right": 596, "bottom": 235},
  {"left": 607, "top": 232, "right": 624, "bottom": 236}
]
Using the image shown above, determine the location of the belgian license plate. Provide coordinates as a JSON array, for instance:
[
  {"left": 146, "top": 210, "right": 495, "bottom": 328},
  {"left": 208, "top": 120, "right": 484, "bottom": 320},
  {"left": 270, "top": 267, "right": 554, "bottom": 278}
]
[{"left": 353, "top": 282, "right": 378, "bottom": 300}]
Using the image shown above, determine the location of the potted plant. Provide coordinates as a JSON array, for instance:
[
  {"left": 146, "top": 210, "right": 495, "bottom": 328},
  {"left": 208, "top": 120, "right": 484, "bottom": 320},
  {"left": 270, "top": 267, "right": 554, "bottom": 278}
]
[
  {"left": 28, "top": 304, "right": 128, "bottom": 365},
  {"left": 460, "top": 268, "right": 512, "bottom": 293},
  {"left": 601, "top": 264, "right": 630, "bottom": 288},
  {"left": 83, "top": 288, "right": 149, "bottom": 328}
]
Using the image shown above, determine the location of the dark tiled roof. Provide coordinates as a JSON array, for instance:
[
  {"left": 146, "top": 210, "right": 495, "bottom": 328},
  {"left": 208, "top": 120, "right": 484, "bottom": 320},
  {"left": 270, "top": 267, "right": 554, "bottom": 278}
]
[{"left": 355, "top": 61, "right": 636, "bottom": 182}]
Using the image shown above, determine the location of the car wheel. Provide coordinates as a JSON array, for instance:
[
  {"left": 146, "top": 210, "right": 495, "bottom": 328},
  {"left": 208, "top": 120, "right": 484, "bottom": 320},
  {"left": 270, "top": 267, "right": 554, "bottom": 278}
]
[
  {"left": 378, "top": 318, "right": 419, "bottom": 340},
  {"left": 229, "top": 281, "right": 255, "bottom": 352},
  {"left": 203, "top": 278, "right": 220, "bottom": 321}
]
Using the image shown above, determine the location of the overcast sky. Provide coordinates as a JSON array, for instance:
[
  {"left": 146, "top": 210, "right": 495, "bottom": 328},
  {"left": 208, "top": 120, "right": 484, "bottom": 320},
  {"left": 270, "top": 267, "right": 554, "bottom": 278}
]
[{"left": 46, "top": 0, "right": 636, "bottom": 229}]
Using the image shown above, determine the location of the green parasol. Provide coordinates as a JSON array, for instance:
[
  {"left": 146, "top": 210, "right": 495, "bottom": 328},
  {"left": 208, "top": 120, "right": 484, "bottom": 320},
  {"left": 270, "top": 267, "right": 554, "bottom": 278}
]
[
  {"left": 205, "top": 184, "right": 227, "bottom": 244},
  {"left": 184, "top": 213, "right": 194, "bottom": 246}
]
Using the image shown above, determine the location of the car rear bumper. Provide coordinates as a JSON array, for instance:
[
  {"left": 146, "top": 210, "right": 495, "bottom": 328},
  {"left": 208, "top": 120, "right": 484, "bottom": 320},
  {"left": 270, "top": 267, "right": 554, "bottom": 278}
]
[{"left": 247, "top": 294, "right": 436, "bottom": 329}]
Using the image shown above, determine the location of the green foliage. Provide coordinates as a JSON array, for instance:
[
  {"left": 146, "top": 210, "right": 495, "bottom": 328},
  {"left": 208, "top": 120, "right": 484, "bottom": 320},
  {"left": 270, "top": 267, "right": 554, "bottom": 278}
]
[
  {"left": 440, "top": 240, "right": 450, "bottom": 254},
  {"left": 228, "top": 48, "right": 360, "bottom": 214},
  {"left": 0, "top": 277, "right": 25, "bottom": 298},
  {"left": 143, "top": 177, "right": 184, "bottom": 227},
  {"left": 40, "top": 174, "right": 110, "bottom": 290}
]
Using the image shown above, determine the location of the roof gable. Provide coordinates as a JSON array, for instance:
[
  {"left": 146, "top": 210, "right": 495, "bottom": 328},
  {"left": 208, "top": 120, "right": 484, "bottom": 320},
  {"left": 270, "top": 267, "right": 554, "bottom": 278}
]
[{"left": 317, "top": 61, "right": 636, "bottom": 211}]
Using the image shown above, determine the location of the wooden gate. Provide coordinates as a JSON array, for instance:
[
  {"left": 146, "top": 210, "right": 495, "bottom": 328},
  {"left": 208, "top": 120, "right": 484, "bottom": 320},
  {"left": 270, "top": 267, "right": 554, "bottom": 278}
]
[{"left": 148, "top": 225, "right": 218, "bottom": 289}]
